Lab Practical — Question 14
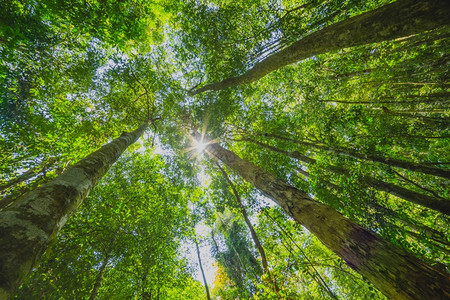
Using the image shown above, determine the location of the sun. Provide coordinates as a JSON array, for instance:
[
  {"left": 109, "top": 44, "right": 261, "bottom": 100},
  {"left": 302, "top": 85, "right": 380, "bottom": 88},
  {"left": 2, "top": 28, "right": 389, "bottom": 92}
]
[
  {"left": 193, "top": 138, "right": 207, "bottom": 153},
  {"left": 183, "top": 134, "right": 210, "bottom": 159}
]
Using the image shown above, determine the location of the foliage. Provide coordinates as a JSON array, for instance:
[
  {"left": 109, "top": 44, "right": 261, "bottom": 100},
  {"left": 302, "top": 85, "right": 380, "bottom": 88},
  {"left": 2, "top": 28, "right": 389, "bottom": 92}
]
[
  {"left": 15, "top": 151, "right": 204, "bottom": 299},
  {"left": 1, "top": 0, "right": 449, "bottom": 298}
]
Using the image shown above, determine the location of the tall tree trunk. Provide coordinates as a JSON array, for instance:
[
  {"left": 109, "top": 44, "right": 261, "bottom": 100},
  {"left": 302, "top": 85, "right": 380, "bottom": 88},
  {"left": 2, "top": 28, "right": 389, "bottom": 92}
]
[
  {"left": 89, "top": 229, "right": 120, "bottom": 300},
  {"left": 243, "top": 138, "right": 450, "bottom": 214},
  {"left": 0, "top": 122, "right": 148, "bottom": 299},
  {"left": 214, "top": 161, "right": 280, "bottom": 295},
  {"left": 243, "top": 134, "right": 450, "bottom": 179},
  {"left": 194, "top": 234, "right": 211, "bottom": 300},
  {"left": 191, "top": 0, "right": 450, "bottom": 94},
  {"left": 204, "top": 140, "right": 450, "bottom": 299}
]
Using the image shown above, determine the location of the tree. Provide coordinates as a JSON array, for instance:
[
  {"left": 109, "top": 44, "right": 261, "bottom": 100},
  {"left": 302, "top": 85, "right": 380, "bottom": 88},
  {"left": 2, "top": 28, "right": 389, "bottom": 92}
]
[
  {"left": 14, "top": 151, "right": 200, "bottom": 299},
  {"left": 2, "top": 0, "right": 449, "bottom": 298},
  {"left": 202, "top": 138, "right": 450, "bottom": 299},
  {"left": 0, "top": 122, "right": 148, "bottom": 298},
  {"left": 240, "top": 136, "right": 450, "bottom": 214},
  {"left": 193, "top": 232, "right": 212, "bottom": 300},
  {"left": 214, "top": 161, "right": 280, "bottom": 295},
  {"left": 191, "top": 0, "right": 450, "bottom": 94}
]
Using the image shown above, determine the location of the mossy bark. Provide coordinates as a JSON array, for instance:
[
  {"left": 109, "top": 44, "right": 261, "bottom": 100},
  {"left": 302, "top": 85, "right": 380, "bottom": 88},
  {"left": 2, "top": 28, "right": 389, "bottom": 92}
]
[
  {"left": 0, "top": 123, "right": 148, "bottom": 299},
  {"left": 191, "top": 0, "right": 450, "bottom": 95},
  {"left": 245, "top": 138, "right": 450, "bottom": 214},
  {"left": 206, "top": 142, "right": 450, "bottom": 299}
]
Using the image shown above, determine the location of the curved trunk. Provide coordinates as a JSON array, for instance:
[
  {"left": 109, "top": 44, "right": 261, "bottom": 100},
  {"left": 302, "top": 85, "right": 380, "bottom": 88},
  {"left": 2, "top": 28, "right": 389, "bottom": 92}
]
[
  {"left": 0, "top": 122, "right": 148, "bottom": 299},
  {"left": 205, "top": 141, "right": 450, "bottom": 299},
  {"left": 191, "top": 0, "right": 450, "bottom": 94}
]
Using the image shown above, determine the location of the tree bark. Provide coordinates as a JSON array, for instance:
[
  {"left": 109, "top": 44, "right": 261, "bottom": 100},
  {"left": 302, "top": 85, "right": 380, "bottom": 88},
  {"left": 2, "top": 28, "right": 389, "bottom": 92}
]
[
  {"left": 205, "top": 141, "right": 450, "bottom": 299},
  {"left": 245, "top": 138, "right": 450, "bottom": 215},
  {"left": 214, "top": 161, "right": 280, "bottom": 295},
  {"left": 0, "top": 122, "right": 148, "bottom": 299},
  {"left": 191, "top": 0, "right": 450, "bottom": 95},
  {"left": 194, "top": 235, "right": 212, "bottom": 300}
]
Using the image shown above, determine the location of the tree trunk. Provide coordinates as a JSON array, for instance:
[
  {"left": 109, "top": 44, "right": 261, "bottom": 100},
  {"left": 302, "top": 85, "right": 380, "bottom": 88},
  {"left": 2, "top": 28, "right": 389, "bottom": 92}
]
[
  {"left": 297, "top": 168, "right": 450, "bottom": 253},
  {"left": 89, "top": 251, "right": 111, "bottom": 300},
  {"left": 0, "top": 174, "right": 52, "bottom": 211},
  {"left": 89, "top": 229, "right": 120, "bottom": 300},
  {"left": 297, "top": 169, "right": 449, "bottom": 246},
  {"left": 191, "top": 0, "right": 450, "bottom": 94},
  {"left": 244, "top": 137, "right": 450, "bottom": 214},
  {"left": 204, "top": 141, "right": 450, "bottom": 299},
  {"left": 0, "top": 159, "right": 55, "bottom": 193},
  {"left": 0, "top": 122, "right": 148, "bottom": 299},
  {"left": 194, "top": 235, "right": 212, "bottom": 300},
  {"left": 245, "top": 134, "right": 450, "bottom": 179},
  {"left": 214, "top": 161, "right": 280, "bottom": 295},
  {"left": 264, "top": 210, "right": 338, "bottom": 300}
]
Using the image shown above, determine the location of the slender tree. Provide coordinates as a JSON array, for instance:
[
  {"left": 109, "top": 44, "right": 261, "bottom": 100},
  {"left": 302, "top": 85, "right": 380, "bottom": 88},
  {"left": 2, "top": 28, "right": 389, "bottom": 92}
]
[
  {"left": 202, "top": 138, "right": 450, "bottom": 299},
  {"left": 0, "top": 158, "right": 55, "bottom": 193},
  {"left": 214, "top": 161, "right": 280, "bottom": 295},
  {"left": 193, "top": 233, "right": 212, "bottom": 300},
  {"left": 242, "top": 137, "right": 450, "bottom": 215},
  {"left": 297, "top": 168, "right": 449, "bottom": 246},
  {"left": 89, "top": 228, "right": 120, "bottom": 300},
  {"left": 240, "top": 135, "right": 450, "bottom": 179},
  {"left": 0, "top": 122, "right": 149, "bottom": 299},
  {"left": 191, "top": 0, "right": 450, "bottom": 94}
]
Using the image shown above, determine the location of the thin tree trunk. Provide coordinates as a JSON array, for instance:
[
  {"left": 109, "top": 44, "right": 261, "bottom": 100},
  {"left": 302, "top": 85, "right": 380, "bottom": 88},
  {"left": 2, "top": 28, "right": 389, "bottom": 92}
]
[
  {"left": 89, "top": 253, "right": 110, "bottom": 300},
  {"left": 244, "top": 134, "right": 450, "bottom": 179},
  {"left": 0, "top": 174, "right": 52, "bottom": 211},
  {"left": 204, "top": 140, "right": 450, "bottom": 299},
  {"left": 0, "top": 122, "right": 149, "bottom": 299},
  {"left": 214, "top": 161, "right": 280, "bottom": 295},
  {"left": 298, "top": 168, "right": 449, "bottom": 246},
  {"left": 297, "top": 168, "right": 450, "bottom": 253},
  {"left": 245, "top": 138, "right": 450, "bottom": 214},
  {"left": 0, "top": 159, "right": 55, "bottom": 193},
  {"left": 191, "top": 0, "right": 450, "bottom": 94},
  {"left": 89, "top": 229, "right": 120, "bottom": 300},
  {"left": 194, "top": 235, "right": 212, "bottom": 300},
  {"left": 380, "top": 106, "right": 449, "bottom": 127},
  {"left": 264, "top": 210, "right": 339, "bottom": 300}
]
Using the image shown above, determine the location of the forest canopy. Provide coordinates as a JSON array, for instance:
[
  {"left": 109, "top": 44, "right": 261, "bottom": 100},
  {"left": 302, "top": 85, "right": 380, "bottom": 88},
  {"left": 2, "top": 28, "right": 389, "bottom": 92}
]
[{"left": 0, "top": 0, "right": 449, "bottom": 299}]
